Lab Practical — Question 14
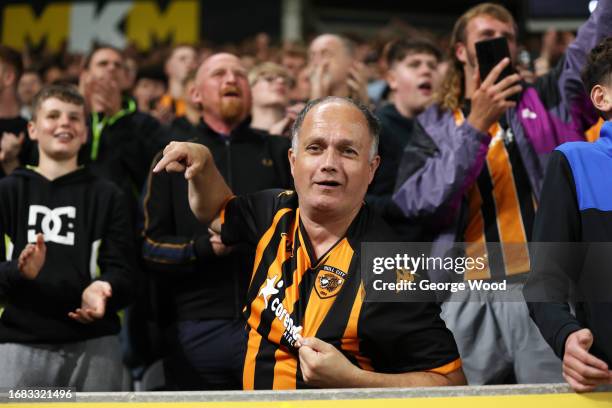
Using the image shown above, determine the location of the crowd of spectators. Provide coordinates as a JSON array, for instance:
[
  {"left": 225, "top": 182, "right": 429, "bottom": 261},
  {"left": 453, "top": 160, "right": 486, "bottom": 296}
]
[{"left": 0, "top": 0, "right": 611, "bottom": 393}]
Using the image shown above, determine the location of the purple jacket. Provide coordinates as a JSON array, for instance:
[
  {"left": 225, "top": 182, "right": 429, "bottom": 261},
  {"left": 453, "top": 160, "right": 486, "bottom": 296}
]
[
  {"left": 391, "top": 1, "right": 612, "bottom": 281},
  {"left": 393, "top": 0, "right": 610, "bottom": 226}
]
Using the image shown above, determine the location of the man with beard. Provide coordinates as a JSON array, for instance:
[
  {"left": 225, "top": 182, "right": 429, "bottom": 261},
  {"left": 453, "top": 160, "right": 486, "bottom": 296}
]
[{"left": 142, "top": 53, "right": 292, "bottom": 389}]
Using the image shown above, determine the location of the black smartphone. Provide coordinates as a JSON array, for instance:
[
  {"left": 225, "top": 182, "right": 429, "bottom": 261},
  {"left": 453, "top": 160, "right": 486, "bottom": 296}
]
[{"left": 475, "top": 37, "right": 518, "bottom": 101}]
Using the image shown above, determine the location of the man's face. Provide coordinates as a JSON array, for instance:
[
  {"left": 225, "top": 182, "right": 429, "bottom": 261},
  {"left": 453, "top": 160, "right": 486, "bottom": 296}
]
[
  {"left": 194, "top": 53, "right": 251, "bottom": 125},
  {"left": 251, "top": 71, "right": 290, "bottom": 109},
  {"left": 87, "top": 48, "right": 124, "bottom": 83},
  {"left": 18, "top": 73, "right": 43, "bottom": 106},
  {"left": 289, "top": 101, "right": 379, "bottom": 218},
  {"left": 456, "top": 15, "right": 517, "bottom": 72},
  {"left": 308, "top": 35, "right": 353, "bottom": 88},
  {"left": 133, "top": 78, "right": 166, "bottom": 110},
  {"left": 28, "top": 97, "right": 87, "bottom": 161},
  {"left": 387, "top": 52, "right": 439, "bottom": 117},
  {"left": 0, "top": 60, "right": 15, "bottom": 91},
  {"left": 166, "top": 46, "right": 197, "bottom": 82},
  {"left": 282, "top": 54, "right": 306, "bottom": 79}
]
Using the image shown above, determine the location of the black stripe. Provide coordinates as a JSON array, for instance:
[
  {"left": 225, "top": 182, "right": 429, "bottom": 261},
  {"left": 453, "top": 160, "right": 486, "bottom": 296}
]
[
  {"left": 243, "top": 210, "right": 294, "bottom": 322},
  {"left": 316, "top": 255, "right": 364, "bottom": 372},
  {"left": 253, "top": 336, "right": 278, "bottom": 389},
  {"left": 506, "top": 139, "right": 535, "bottom": 241},
  {"left": 252, "top": 217, "right": 301, "bottom": 387},
  {"left": 476, "top": 165, "right": 506, "bottom": 279},
  {"left": 315, "top": 255, "right": 360, "bottom": 345}
]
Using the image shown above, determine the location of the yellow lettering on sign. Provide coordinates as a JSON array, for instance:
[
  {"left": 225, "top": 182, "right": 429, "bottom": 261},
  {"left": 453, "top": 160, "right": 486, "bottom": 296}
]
[
  {"left": 2, "top": 4, "right": 69, "bottom": 52},
  {"left": 126, "top": 1, "right": 199, "bottom": 50}
]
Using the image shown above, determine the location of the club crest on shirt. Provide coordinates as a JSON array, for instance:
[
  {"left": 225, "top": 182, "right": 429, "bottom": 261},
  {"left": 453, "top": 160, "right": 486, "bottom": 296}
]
[{"left": 314, "top": 265, "right": 346, "bottom": 299}]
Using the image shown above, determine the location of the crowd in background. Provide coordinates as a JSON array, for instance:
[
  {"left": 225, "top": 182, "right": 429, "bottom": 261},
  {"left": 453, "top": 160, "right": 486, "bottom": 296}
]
[{"left": 0, "top": 0, "right": 610, "bottom": 393}]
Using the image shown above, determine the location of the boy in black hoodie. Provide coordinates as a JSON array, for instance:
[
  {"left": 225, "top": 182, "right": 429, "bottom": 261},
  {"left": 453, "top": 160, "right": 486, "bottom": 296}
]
[{"left": 0, "top": 85, "right": 136, "bottom": 390}]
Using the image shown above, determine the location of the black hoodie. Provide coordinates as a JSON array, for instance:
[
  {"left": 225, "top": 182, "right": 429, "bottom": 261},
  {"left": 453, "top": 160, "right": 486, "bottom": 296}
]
[
  {"left": 142, "top": 119, "right": 292, "bottom": 322},
  {"left": 367, "top": 103, "right": 439, "bottom": 241},
  {"left": 0, "top": 167, "right": 136, "bottom": 343}
]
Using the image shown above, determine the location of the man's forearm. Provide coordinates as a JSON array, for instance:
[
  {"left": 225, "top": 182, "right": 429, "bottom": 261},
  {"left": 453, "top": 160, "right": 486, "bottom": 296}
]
[
  {"left": 342, "top": 366, "right": 466, "bottom": 388},
  {"left": 188, "top": 154, "right": 233, "bottom": 224}
]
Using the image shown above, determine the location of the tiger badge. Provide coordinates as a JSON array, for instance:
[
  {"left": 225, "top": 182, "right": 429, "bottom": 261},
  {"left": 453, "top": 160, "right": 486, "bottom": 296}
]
[{"left": 314, "top": 266, "right": 346, "bottom": 299}]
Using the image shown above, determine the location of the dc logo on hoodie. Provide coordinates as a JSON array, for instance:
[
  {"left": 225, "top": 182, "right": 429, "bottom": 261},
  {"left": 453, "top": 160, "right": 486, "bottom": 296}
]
[{"left": 27, "top": 205, "right": 76, "bottom": 246}]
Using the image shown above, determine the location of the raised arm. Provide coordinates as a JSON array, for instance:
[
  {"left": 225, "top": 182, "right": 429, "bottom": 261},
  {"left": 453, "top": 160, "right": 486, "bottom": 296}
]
[
  {"left": 557, "top": 0, "right": 612, "bottom": 109},
  {"left": 153, "top": 141, "right": 233, "bottom": 225}
]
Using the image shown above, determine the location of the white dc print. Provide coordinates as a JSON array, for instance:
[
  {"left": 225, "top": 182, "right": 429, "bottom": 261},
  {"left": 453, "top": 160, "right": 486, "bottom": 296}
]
[{"left": 27, "top": 205, "right": 76, "bottom": 246}]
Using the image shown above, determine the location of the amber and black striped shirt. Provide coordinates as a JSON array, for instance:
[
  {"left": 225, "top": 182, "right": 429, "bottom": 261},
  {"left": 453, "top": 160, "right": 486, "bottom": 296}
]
[
  {"left": 453, "top": 110, "right": 536, "bottom": 281},
  {"left": 220, "top": 189, "right": 461, "bottom": 389}
]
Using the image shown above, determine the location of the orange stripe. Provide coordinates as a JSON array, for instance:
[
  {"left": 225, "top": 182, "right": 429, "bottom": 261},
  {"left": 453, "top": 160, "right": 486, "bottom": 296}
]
[
  {"left": 249, "top": 208, "right": 293, "bottom": 286},
  {"left": 243, "top": 208, "right": 294, "bottom": 389},
  {"left": 218, "top": 195, "right": 237, "bottom": 226},
  {"left": 265, "top": 230, "right": 299, "bottom": 345},
  {"left": 242, "top": 327, "right": 262, "bottom": 390},
  {"left": 585, "top": 117, "right": 603, "bottom": 143},
  {"left": 427, "top": 358, "right": 462, "bottom": 375},
  {"left": 271, "top": 347, "right": 298, "bottom": 389},
  {"left": 341, "top": 283, "right": 373, "bottom": 371},
  {"left": 455, "top": 109, "right": 493, "bottom": 281},
  {"left": 302, "top": 240, "right": 354, "bottom": 338},
  {"left": 487, "top": 138, "right": 530, "bottom": 275},
  {"left": 453, "top": 110, "right": 464, "bottom": 126},
  {"left": 465, "top": 186, "right": 491, "bottom": 280},
  {"left": 143, "top": 236, "right": 191, "bottom": 249},
  {"left": 270, "top": 220, "right": 311, "bottom": 387}
]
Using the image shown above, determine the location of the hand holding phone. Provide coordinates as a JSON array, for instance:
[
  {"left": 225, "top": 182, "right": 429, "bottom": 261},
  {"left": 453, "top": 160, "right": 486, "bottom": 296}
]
[
  {"left": 467, "top": 56, "right": 522, "bottom": 133},
  {"left": 475, "top": 37, "right": 517, "bottom": 98},
  {"left": 466, "top": 38, "right": 522, "bottom": 133}
]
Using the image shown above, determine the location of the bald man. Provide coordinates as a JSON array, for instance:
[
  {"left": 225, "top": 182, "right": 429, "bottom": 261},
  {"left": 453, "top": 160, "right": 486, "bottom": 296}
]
[
  {"left": 153, "top": 97, "right": 465, "bottom": 389},
  {"left": 142, "top": 53, "right": 292, "bottom": 389}
]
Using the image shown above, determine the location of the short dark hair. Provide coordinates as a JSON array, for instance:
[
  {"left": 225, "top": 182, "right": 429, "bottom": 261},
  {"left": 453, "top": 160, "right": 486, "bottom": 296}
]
[
  {"left": 582, "top": 37, "right": 612, "bottom": 94},
  {"left": 0, "top": 45, "right": 23, "bottom": 83},
  {"left": 291, "top": 96, "right": 380, "bottom": 159},
  {"left": 384, "top": 38, "right": 442, "bottom": 68},
  {"left": 31, "top": 84, "right": 85, "bottom": 121},
  {"left": 136, "top": 64, "right": 167, "bottom": 84},
  {"left": 82, "top": 44, "right": 123, "bottom": 70}
]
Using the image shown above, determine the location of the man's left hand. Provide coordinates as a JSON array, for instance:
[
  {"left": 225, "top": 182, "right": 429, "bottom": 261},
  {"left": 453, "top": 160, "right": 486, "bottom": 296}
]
[
  {"left": 298, "top": 336, "right": 358, "bottom": 388},
  {"left": 68, "top": 280, "right": 112, "bottom": 324}
]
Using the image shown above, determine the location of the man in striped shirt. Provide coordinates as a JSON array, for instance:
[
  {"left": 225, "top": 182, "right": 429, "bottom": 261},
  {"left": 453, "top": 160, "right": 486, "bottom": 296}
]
[{"left": 153, "top": 96, "right": 464, "bottom": 389}]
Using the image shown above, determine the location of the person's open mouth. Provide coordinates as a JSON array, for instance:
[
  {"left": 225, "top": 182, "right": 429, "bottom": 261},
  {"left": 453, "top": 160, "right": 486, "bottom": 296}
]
[
  {"left": 315, "top": 180, "right": 341, "bottom": 188},
  {"left": 417, "top": 81, "right": 433, "bottom": 95},
  {"left": 222, "top": 88, "right": 242, "bottom": 98}
]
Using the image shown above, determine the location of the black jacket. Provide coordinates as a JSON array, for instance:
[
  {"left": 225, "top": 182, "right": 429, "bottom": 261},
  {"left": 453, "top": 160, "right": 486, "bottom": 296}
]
[
  {"left": 367, "top": 103, "right": 438, "bottom": 241},
  {"left": 0, "top": 167, "right": 137, "bottom": 343},
  {"left": 81, "top": 102, "right": 168, "bottom": 221},
  {"left": 142, "top": 119, "right": 292, "bottom": 321}
]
